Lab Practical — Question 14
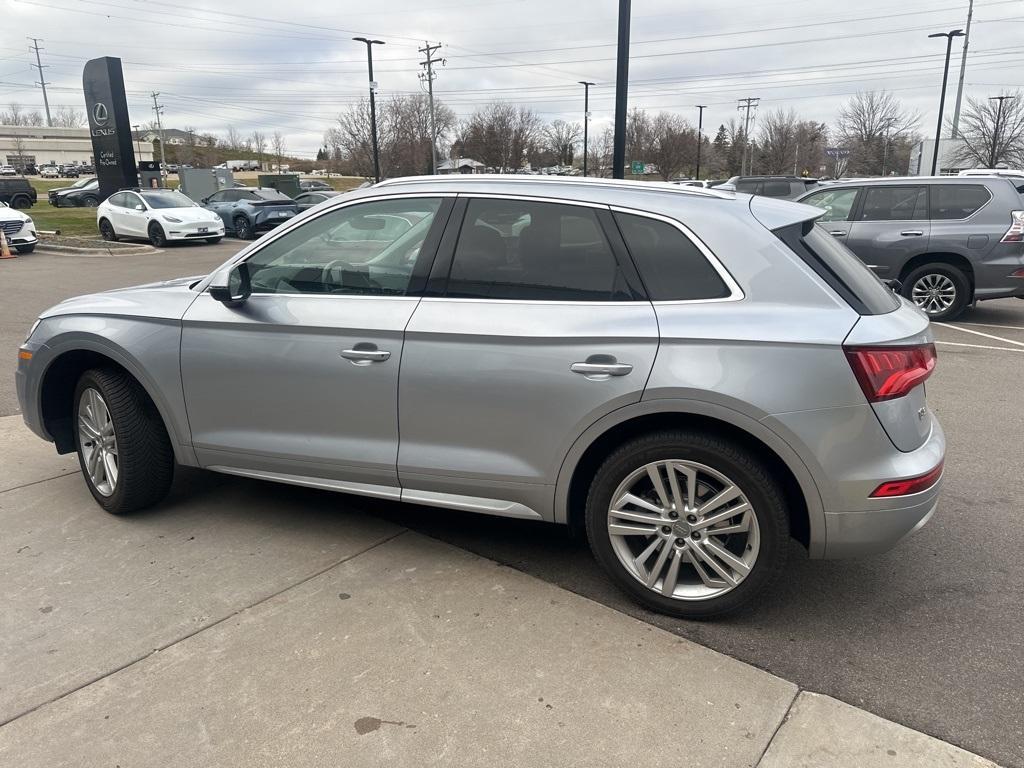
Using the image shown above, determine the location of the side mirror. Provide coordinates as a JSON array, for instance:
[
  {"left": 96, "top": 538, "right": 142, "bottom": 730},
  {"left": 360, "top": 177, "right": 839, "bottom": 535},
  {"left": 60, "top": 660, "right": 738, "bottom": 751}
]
[
  {"left": 201, "top": 197, "right": 210, "bottom": 204},
  {"left": 209, "top": 262, "right": 251, "bottom": 307},
  {"left": 134, "top": 204, "right": 144, "bottom": 211}
]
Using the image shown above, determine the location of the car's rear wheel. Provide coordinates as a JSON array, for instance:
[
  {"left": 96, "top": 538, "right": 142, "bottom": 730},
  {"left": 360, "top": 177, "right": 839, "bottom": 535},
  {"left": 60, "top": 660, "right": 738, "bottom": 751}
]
[
  {"left": 98, "top": 218, "right": 118, "bottom": 241},
  {"left": 73, "top": 368, "right": 174, "bottom": 514},
  {"left": 10, "top": 195, "right": 31, "bottom": 209},
  {"left": 148, "top": 222, "right": 168, "bottom": 248},
  {"left": 585, "top": 431, "right": 789, "bottom": 619},
  {"left": 233, "top": 215, "right": 254, "bottom": 240},
  {"left": 82, "top": 196, "right": 99, "bottom": 208},
  {"left": 902, "top": 263, "right": 970, "bottom": 321},
  {"left": 205, "top": 236, "right": 222, "bottom": 244}
]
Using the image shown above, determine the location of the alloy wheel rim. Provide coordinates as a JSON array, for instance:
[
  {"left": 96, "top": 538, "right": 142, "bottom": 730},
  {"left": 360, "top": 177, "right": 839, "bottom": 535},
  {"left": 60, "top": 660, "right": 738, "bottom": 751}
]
[
  {"left": 78, "top": 388, "right": 118, "bottom": 497},
  {"left": 236, "top": 219, "right": 249, "bottom": 237},
  {"left": 911, "top": 274, "right": 956, "bottom": 314},
  {"left": 150, "top": 226, "right": 164, "bottom": 245},
  {"left": 607, "top": 460, "right": 760, "bottom": 601}
]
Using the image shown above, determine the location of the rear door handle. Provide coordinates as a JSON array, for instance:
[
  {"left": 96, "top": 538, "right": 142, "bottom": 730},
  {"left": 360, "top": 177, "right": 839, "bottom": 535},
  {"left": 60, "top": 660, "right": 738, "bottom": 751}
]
[
  {"left": 341, "top": 344, "right": 390, "bottom": 364},
  {"left": 900, "top": 230, "right": 924, "bottom": 236},
  {"left": 570, "top": 362, "right": 633, "bottom": 377}
]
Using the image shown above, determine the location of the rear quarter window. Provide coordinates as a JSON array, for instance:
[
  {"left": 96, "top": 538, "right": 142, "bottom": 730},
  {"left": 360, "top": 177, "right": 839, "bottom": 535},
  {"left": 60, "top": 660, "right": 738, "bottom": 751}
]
[{"left": 929, "top": 184, "right": 991, "bottom": 220}]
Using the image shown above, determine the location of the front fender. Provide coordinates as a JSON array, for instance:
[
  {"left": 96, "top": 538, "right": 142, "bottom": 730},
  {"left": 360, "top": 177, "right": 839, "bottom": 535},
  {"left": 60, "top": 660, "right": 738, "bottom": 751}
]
[{"left": 552, "top": 397, "right": 828, "bottom": 559}]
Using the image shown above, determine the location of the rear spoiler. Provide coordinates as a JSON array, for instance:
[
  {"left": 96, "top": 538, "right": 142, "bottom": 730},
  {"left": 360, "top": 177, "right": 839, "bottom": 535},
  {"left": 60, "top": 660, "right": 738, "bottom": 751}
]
[{"left": 748, "top": 195, "right": 822, "bottom": 231}]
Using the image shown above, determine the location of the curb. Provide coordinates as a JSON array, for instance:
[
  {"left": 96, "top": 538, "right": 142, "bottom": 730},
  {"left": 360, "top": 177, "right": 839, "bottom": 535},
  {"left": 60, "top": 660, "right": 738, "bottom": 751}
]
[{"left": 34, "top": 242, "right": 157, "bottom": 256}]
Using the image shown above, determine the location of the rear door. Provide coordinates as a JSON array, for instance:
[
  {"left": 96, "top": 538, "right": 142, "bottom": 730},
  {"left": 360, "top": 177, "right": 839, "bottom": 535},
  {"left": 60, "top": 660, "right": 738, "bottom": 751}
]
[
  {"left": 799, "top": 186, "right": 860, "bottom": 241},
  {"left": 397, "top": 195, "right": 658, "bottom": 517},
  {"left": 846, "top": 185, "right": 930, "bottom": 279}
]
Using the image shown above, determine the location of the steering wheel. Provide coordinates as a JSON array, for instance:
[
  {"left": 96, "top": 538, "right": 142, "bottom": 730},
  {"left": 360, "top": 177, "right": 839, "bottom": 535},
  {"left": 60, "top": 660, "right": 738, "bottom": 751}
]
[{"left": 321, "top": 259, "right": 382, "bottom": 293}]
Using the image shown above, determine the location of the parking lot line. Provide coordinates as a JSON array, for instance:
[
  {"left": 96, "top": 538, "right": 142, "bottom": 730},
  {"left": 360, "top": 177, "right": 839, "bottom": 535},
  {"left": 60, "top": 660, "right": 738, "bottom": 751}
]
[
  {"left": 954, "top": 321, "right": 1024, "bottom": 332},
  {"left": 934, "top": 322, "right": 1024, "bottom": 348},
  {"left": 935, "top": 340, "right": 1024, "bottom": 353}
]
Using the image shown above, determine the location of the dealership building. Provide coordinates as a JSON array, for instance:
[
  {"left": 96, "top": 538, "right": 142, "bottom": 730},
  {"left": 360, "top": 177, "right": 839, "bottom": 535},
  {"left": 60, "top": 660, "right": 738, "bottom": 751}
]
[{"left": 1, "top": 124, "right": 154, "bottom": 169}]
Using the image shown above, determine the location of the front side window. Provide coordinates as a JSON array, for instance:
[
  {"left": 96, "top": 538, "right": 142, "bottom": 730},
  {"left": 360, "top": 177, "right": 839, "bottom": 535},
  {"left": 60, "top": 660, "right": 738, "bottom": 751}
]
[
  {"left": 242, "top": 197, "right": 442, "bottom": 296},
  {"left": 802, "top": 188, "right": 859, "bottom": 222},
  {"left": 858, "top": 186, "right": 927, "bottom": 221},
  {"left": 124, "top": 193, "right": 143, "bottom": 209},
  {"left": 207, "top": 191, "right": 226, "bottom": 204},
  {"left": 446, "top": 198, "right": 631, "bottom": 301},
  {"left": 929, "top": 184, "right": 990, "bottom": 220},
  {"left": 614, "top": 212, "right": 730, "bottom": 301}
]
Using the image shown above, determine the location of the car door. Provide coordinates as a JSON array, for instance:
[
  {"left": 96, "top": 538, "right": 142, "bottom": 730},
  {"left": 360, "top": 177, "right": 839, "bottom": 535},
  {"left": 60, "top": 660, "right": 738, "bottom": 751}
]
[
  {"left": 397, "top": 196, "right": 659, "bottom": 518},
  {"left": 117, "top": 191, "right": 148, "bottom": 237},
  {"left": 845, "top": 185, "right": 930, "bottom": 279},
  {"left": 180, "top": 194, "right": 452, "bottom": 491},
  {"left": 799, "top": 187, "right": 860, "bottom": 241},
  {"left": 205, "top": 190, "right": 234, "bottom": 228}
]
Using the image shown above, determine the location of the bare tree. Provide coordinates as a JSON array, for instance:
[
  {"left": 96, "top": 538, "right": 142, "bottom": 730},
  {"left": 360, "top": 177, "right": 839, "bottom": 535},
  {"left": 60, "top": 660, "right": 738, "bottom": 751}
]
[
  {"left": 543, "top": 120, "right": 581, "bottom": 166},
  {"left": 251, "top": 130, "right": 267, "bottom": 169},
  {"left": 953, "top": 91, "right": 1024, "bottom": 169},
  {"left": 836, "top": 91, "right": 919, "bottom": 175},
  {"left": 757, "top": 109, "right": 799, "bottom": 175},
  {"left": 52, "top": 107, "right": 85, "bottom": 128},
  {"left": 225, "top": 125, "right": 243, "bottom": 152},
  {"left": 461, "top": 103, "right": 541, "bottom": 172},
  {"left": 11, "top": 133, "right": 28, "bottom": 175},
  {"left": 649, "top": 112, "right": 696, "bottom": 180},
  {"left": 625, "top": 108, "right": 655, "bottom": 169},
  {"left": 3, "top": 102, "right": 24, "bottom": 125},
  {"left": 589, "top": 126, "right": 614, "bottom": 176},
  {"left": 272, "top": 131, "right": 287, "bottom": 170}
]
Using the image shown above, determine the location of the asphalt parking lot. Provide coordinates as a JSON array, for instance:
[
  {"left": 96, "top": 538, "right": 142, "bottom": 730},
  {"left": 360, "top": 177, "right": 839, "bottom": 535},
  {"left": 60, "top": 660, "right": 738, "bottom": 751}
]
[{"left": 2, "top": 243, "right": 1022, "bottom": 766}]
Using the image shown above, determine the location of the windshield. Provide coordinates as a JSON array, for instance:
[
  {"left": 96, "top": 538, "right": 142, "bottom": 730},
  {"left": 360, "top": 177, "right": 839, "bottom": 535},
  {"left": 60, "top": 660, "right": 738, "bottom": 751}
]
[
  {"left": 140, "top": 191, "right": 196, "bottom": 209},
  {"left": 253, "top": 189, "right": 292, "bottom": 201},
  {"left": 72, "top": 178, "right": 94, "bottom": 189}
]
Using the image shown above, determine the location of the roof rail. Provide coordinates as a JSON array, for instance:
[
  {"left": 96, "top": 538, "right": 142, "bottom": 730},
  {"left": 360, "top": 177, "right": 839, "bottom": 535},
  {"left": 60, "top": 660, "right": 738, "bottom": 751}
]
[{"left": 373, "top": 174, "right": 735, "bottom": 199}]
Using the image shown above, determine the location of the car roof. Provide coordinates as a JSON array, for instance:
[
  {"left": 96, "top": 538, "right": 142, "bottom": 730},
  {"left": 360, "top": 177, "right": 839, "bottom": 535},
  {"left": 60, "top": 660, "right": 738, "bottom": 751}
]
[{"left": 809, "top": 175, "right": 1007, "bottom": 188}]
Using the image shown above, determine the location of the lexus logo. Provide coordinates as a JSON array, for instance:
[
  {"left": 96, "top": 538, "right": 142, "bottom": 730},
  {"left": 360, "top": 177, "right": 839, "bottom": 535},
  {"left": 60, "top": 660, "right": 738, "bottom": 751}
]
[{"left": 92, "top": 102, "right": 109, "bottom": 126}]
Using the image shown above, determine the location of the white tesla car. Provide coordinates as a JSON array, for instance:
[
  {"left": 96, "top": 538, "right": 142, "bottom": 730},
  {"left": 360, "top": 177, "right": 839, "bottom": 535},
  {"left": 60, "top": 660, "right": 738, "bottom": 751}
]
[{"left": 97, "top": 188, "right": 225, "bottom": 247}]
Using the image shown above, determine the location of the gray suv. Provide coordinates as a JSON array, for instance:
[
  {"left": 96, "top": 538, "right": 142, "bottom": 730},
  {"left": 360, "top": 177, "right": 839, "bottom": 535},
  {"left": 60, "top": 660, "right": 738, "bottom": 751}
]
[
  {"left": 201, "top": 187, "right": 299, "bottom": 240},
  {"left": 798, "top": 176, "right": 1024, "bottom": 320},
  {"left": 15, "top": 176, "right": 945, "bottom": 618}
]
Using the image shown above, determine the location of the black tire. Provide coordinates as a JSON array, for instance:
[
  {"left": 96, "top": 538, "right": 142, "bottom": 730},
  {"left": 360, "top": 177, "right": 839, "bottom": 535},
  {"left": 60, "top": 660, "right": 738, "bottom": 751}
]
[
  {"left": 73, "top": 368, "right": 174, "bottom": 514},
  {"left": 205, "top": 236, "right": 222, "bottom": 244},
  {"left": 81, "top": 196, "right": 99, "bottom": 208},
  {"left": 15, "top": 244, "right": 35, "bottom": 254},
  {"left": 98, "top": 218, "right": 118, "bottom": 242},
  {"left": 233, "top": 216, "right": 254, "bottom": 240},
  {"left": 148, "top": 222, "right": 168, "bottom": 248},
  {"left": 10, "top": 195, "right": 31, "bottom": 209},
  {"left": 585, "top": 430, "right": 789, "bottom": 619},
  {"left": 901, "top": 263, "right": 970, "bottom": 321}
]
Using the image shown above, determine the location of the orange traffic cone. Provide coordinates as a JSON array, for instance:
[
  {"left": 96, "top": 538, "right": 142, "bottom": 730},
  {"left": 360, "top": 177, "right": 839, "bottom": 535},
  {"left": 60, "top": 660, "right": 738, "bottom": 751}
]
[{"left": 0, "top": 229, "right": 15, "bottom": 259}]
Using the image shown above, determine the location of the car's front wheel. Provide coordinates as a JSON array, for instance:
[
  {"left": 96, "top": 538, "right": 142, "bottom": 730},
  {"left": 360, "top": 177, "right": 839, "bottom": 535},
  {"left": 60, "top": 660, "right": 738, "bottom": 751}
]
[
  {"left": 586, "top": 431, "right": 789, "bottom": 619},
  {"left": 233, "top": 215, "right": 254, "bottom": 240},
  {"left": 73, "top": 368, "right": 174, "bottom": 514},
  {"left": 98, "top": 218, "right": 118, "bottom": 241},
  {"left": 902, "top": 263, "right": 970, "bottom": 321},
  {"left": 148, "top": 222, "right": 168, "bottom": 248}
]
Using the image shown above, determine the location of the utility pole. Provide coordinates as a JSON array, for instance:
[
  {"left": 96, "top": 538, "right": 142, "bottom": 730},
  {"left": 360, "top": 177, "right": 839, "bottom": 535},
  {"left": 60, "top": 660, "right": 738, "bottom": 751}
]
[
  {"left": 579, "top": 81, "right": 594, "bottom": 177},
  {"left": 951, "top": 0, "right": 974, "bottom": 139},
  {"left": 150, "top": 92, "right": 167, "bottom": 172},
  {"left": 611, "top": 0, "right": 631, "bottom": 179},
  {"left": 28, "top": 38, "right": 52, "bottom": 127},
  {"left": 737, "top": 97, "right": 758, "bottom": 176},
  {"left": 927, "top": 29, "right": 964, "bottom": 175},
  {"left": 695, "top": 104, "right": 706, "bottom": 180},
  {"left": 419, "top": 41, "right": 444, "bottom": 174},
  {"left": 354, "top": 37, "right": 385, "bottom": 183},
  {"left": 988, "top": 95, "right": 1015, "bottom": 168}
]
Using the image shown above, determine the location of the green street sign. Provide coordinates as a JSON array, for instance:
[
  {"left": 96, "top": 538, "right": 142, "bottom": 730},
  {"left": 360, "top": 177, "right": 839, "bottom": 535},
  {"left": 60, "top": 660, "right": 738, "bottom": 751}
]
[{"left": 630, "top": 160, "right": 645, "bottom": 174}]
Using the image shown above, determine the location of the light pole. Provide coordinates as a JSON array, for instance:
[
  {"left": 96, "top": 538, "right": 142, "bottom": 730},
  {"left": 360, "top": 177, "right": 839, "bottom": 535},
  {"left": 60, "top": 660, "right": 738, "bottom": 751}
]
[
  {"left": 132, "top": 124, "right": 141, "bottom": 157},
  {"left": 612, "top": 0, "right": 630, "bottom": 179},
  {"left": 988, "top": 95, "right": 1015, "bottom": 168},
  {"left": 353, "top": 36, "right": 385, "bottom": 183},
  {"left": 695, "top": 105, "right": 706, "bottom": 180},
  {"left": 928, "top": 29, "right": 964, "bottom": 176},
  {"left": 579, "top": 81, "right": 594, "bottom": 177}
]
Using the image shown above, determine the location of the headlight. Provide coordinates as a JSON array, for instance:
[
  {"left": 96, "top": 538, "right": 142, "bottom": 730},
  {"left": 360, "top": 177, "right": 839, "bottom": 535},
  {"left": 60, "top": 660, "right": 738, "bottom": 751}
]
[
  {"left": 163, "top": 215, "right": 183, "bottom": 223},
  {"left": 23, "top": 217, "right": 33, "bottom": 227},
  {"left": 25, "top": 319, "right": 40, "bottom": 342}
]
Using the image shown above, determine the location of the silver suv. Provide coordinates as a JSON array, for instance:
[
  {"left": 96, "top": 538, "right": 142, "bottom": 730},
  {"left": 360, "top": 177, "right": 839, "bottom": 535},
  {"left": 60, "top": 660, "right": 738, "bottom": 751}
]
[
  {"left": 798, "top": 176, "right": 1024, "bottom": 320},
  {"left": 15, "top": 176, "right": 945, "bottom": 618}
]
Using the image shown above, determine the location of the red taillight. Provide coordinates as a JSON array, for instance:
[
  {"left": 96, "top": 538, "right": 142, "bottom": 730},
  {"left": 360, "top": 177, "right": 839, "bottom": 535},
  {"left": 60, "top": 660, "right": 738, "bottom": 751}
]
[
  {"left": 870, "top": 461, "right": 944, "bottom": 497},
  {"left": 844, "top": 344, "right": 936, "bottom": 403},
  {"left": 1001, "top": 211, "right": 1024, "bottom": 243}
]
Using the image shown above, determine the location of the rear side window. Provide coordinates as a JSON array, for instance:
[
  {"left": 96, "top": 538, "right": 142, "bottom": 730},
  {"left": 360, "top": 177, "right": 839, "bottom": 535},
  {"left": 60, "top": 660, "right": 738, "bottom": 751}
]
[
  {"left": 735, "top": 180, "right": 760, "bottom": 194},
  {"left": 858, "top": 186, "right": 927, "bottom": 221},
  {"left": 761, "top": 180, "right": 792, "bottom": 197},
  {"left": 446, "top": 199, "right": 632, "bottom": 301},
  {"left": 614, "top": 212, "right": 730, "bottom": 301},
  {"left": 776, "top": 222, "right": 900, "bottom": 315},
  {"left": 929, "top": 184, "right": 991, "bottom": 220}
]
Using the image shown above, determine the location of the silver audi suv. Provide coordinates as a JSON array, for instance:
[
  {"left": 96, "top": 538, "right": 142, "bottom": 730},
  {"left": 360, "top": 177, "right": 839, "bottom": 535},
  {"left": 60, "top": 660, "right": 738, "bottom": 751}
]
[{"left": 16, "top": 176, "right": 945, "bottom": 618}]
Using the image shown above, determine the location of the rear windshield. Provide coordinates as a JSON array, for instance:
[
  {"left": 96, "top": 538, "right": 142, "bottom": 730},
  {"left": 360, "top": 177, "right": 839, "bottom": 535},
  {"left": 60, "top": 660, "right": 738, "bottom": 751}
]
[
  {"left": 777, "top": 222, "right": 900, "bottom": 315},
  {"left": 253, "top": 190, "right": 292, "bottom": 201}
]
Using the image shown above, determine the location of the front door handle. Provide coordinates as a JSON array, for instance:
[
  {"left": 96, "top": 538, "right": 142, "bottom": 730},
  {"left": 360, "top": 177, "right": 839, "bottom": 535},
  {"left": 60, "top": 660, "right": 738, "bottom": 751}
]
[
  {"left": 900, "top": 230, "right": 924, "bottom": 236},
  {"left": 341, "top": 344, "right": 390, "bottom": 365},
  {"left": 830, "top": 230, "right": 847, "bottom": 237},
  {"left": 571, "top": 361, "right": 633, "bottom": 377}
]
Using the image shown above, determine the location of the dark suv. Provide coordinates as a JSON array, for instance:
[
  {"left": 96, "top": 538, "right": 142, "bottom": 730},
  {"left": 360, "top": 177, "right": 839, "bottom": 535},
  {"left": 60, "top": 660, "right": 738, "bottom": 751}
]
[
  {"left": 798, "top": 176, "right": 1024, "bottom": 320},
  {"left": 723, "top": 176, "right": 818, "bottom": 200},
  {"left": 0, "top": 178, "right": 37, "bottom": 209},
  {"left": 200, "top": 187, "right": 299, "bottom": 240}
]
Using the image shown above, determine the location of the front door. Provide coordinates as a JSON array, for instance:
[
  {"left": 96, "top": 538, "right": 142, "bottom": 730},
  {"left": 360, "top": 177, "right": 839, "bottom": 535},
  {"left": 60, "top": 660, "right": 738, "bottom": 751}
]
[
  {"left": 846, "top": 185, "right": 930, "bottom": 279},
  {"left": 181, "top": 195, "right": 451, "bottom": 491},
  {"left": 397, "top": 196, "right": 659, "bottom": 517}
]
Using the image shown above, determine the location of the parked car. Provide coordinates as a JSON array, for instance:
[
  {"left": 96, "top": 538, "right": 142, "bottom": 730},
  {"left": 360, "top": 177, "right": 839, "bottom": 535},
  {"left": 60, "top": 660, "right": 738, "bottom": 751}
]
[
  {"left": 201, "top": 187, "right": 298, "bottom": 240},
  {"left": 59, "top": 165, "right": 80, "bottom": 178},
  {"left": 719, "top": 176, "right": 819, "bottom": 199},
  {"left": 797, "top": 176, "right": 1024, "bottom": 320},
  {"left": 16, "top": 176, "right": 945, "bottom": 618},
  {"left": 40, "top": 165, "right": 60, "bottom": 179},
  {"left": 165, "top": 164, "right": 180, "bottom": 174},
  {"left": 0, "top": 177, "right": 38, "bottom": 209},
  {"left": 294, "top": 190, "right": 344, "bottom": 211},
  {"left": 0, "top": 165, "right": 17, "bottom": 176},
  {"left": 958, "top": 168, "right": 1024, "bottom": 190},
  {"left": 0, "top": 201, "right": 38, "bottom": 253},
  {"left": 299, "top": 179, "right": 334, "bottom": 192},
  {"left": 97, "top": 188, "right": 225, "bottom": 247},
  {"left": 78, "top": 164, "right": 95, "bottom": 174},
  {"left": 48, "top": 177, "right": 100, "bottom": 207}
]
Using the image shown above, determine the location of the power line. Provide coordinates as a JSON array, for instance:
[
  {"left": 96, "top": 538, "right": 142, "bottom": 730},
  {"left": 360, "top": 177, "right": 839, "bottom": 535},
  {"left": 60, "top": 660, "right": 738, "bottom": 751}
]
[
  {"left": 151, "top": 92, "right": 167, "bottom": 170},
  {"left": 737, "top": 97, "right": 759, "bottom": 175},
  {"left": 419, "top": 41, "right": 444, "bottom": 173},
  {"left": 27, "top": 37, "right": 52, "bottom": 126}
]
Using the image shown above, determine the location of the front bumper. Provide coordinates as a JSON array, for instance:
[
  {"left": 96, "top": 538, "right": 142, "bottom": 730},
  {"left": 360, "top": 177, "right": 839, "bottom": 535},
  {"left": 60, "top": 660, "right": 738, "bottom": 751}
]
[{"left": 164, "top": 222, "right": 225, "bottom": 241}]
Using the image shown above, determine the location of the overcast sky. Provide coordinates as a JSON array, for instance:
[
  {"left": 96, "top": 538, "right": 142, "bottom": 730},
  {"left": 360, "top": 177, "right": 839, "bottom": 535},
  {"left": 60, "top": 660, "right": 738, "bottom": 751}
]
[{"left": 3, "top": 0, "right": 1021, "bottom": 157}]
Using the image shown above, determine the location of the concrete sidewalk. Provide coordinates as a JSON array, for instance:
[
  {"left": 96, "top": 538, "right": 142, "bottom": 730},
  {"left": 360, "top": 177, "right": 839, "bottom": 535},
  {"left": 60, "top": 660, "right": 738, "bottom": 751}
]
[{"left": 0, "top": 416, "right": 998, "bottom": 766}]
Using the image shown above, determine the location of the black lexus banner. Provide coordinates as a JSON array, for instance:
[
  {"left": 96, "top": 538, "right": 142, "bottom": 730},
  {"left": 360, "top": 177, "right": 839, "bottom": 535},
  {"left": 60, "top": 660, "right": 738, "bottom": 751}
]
[{"left": 83, "top": 57, "right": 138, "bottom": 201}]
